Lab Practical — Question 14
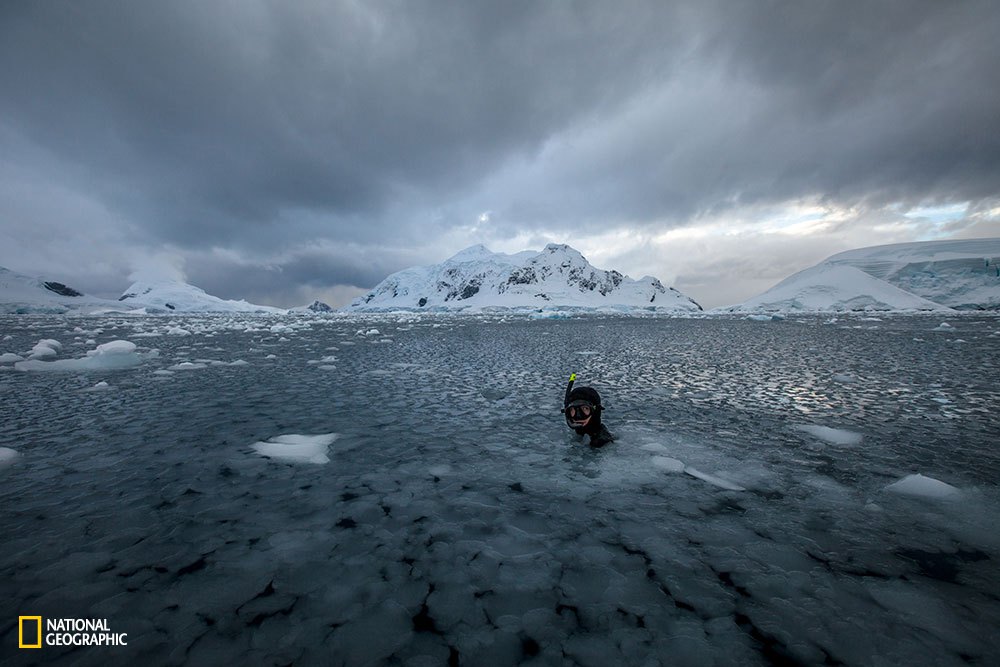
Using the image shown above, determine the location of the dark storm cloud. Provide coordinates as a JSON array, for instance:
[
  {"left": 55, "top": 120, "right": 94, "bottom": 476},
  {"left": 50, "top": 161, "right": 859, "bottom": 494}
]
[
  {"left": 1, "top": 0, "right": 999, "bottom": 305},
  {"left": 487, "top": 0, "right": 1000, "bottom": 231},
  {"left": 0, "top": 0, "right": 684, "bottom": 248}
]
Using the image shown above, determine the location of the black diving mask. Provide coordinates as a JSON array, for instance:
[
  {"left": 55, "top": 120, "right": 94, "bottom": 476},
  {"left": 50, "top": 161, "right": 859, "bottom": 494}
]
[{"left": 565, "top": 403, "right": 595, "bottom": 421}]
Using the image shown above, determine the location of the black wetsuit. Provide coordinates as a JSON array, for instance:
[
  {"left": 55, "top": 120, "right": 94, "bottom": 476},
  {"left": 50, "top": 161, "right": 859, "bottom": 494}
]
[{"left": 578, "top": 422, "right": 614, "bottom": 448}]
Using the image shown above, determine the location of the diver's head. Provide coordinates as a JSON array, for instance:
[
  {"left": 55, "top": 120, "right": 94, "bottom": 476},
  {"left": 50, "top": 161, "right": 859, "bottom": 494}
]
[{"left": 564, "top": 385, "right": 603, "bottom": 434}]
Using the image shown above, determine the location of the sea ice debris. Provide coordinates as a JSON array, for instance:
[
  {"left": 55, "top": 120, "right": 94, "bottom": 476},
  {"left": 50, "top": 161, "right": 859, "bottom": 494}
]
[
  {"left": 684, "top": 467, "right": 746, "bottom": 491},
  {"left": 651, "top": 456, "right": 685, "bottom": 473},
  {"left": 168, "top": 362, "right": 207, "bottom": 370},
  {"left": 15, "top": 340, "right": 152, "bottom": 371},
  {"left": 251, "top": 433, "right": 339, "bottom": 464},
  {"left": 884, "top": 474, "right": 960, "bottom": 499},
  {"left": 793, "top": 424, "right": 863, "bottom": 446},
  {"left": 0, "top": 447, "right": 18, "bottom": 466},
  {"left": 28, "top": 340, "right": 60, "bottom": 359}
]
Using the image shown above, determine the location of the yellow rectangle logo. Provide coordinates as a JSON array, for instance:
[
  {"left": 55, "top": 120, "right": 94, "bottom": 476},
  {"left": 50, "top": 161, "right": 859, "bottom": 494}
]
[{"left": 19, "top": 616, "right": 42, "bottom": 649}]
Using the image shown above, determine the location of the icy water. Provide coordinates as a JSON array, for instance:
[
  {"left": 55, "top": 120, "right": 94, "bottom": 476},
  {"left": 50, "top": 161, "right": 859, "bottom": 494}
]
[{"left": 1, "top": 313, "right": 999, "bottom": 666}]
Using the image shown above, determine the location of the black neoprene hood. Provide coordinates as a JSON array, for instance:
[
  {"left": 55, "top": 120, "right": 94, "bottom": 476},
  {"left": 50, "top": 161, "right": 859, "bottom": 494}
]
[{"left": 565, "top": 386, "right": 602, "bottom": 409}]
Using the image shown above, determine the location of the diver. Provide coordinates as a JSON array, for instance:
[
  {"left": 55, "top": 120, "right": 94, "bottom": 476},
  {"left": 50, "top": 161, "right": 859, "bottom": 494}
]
[{"left": 562, "top": 373, "right": 614, "bottom": 447}]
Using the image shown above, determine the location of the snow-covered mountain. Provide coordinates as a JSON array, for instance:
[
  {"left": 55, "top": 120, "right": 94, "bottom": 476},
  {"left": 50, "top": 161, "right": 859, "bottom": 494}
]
[
  {"left": 0, "top": 267, "right": 121, "bottom": 314},
  {"left": 346, "top": 243, "right": 702, "bottom": 312},
  {"left": 1, "top": 266, "right": 284, "bottom": 314},
  {"left": 727, "top": 238, "right": 1000, "bottom": 313},
  {"left": 118, "top": 279, "right": 284, "bottom": 313}
]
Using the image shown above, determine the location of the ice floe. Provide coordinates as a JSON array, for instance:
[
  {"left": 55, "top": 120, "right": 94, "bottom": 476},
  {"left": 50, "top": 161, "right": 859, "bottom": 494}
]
[
  {"left": 15, "top": 340, "right": 155, "bottom": 371},
  {"left": 0, "top": 447, "right": 18, "bottom": 466},
  {"left": 168, "top": 362, "right": 208, "bottom": 371},
  {"left": 792, "top": 424, "right": 863, "bottom": 446},
  {"left": 683, "top": 467, "right": 747, "bottom": 491},
  {"left": 84, "top": 381, "right": 112, "bottom": 391},
  {"left": 884, "top": 474, "right": 961, "bottom": 499},
  {"left": 28, "top": 338, "right": 62, "bottom": 359},
  {"left": 651, "top": 456, "right": 685, "bottom": 473},
  {"left": 251, "top": 433, "right": 339, "bottom": 464}
]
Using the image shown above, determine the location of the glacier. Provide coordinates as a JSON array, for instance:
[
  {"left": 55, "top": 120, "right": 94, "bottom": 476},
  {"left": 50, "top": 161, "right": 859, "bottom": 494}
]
[{"left": 728, "top": 238, "right": 1000, "bottom": 313}]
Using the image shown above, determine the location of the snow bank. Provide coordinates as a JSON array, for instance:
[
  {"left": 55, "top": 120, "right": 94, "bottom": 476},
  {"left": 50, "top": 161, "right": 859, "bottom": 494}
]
[
  {"left": 251, "top": 433, "right": 339, "bottom": 464},
  {"left": 884, "top": 474, "right": 960, "bottom": 499},
  {"left": 14, "top": 340, "right": 154, "bottom": 371}
]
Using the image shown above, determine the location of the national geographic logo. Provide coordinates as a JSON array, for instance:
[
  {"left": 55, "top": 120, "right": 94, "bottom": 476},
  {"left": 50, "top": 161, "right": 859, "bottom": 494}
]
[{"left": 18, "top": 616, "right": 127, "bottom": 649}]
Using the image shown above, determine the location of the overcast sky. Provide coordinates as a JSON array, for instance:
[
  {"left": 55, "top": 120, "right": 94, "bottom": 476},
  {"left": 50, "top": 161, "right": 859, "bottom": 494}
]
[{"left": 2, "top": 1, "right": 999, "bottom": 308}]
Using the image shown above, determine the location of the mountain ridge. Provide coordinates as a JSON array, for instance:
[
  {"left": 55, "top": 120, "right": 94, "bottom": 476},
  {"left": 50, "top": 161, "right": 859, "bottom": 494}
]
[{"left": 346, "top": 243, "right": 703, "bottom": 312}]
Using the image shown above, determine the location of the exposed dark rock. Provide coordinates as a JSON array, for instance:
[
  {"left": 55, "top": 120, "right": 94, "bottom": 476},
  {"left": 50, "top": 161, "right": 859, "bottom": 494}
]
[
  {"left": 43, "top": 281, "right": 83, "bottom": 297},
  {"left": 306, "top": 300, "right": 333, "bottom": 312},
  {"left": 459, "top": 276, "right": 482, "bottom": 300}
]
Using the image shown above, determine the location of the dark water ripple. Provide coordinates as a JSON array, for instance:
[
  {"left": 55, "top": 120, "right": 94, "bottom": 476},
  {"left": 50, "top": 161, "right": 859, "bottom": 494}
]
[{"left": 1, "top": 313, "right": 998, "bottom": 666}]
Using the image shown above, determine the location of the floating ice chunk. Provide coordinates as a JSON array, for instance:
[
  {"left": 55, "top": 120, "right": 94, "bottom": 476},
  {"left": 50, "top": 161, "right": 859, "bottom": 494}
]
[
  {"left": 153, "top": 370, "right": 174, "bottom": 376},
  {"left": 884, "top": 474, "right": 960, "bottom": 499},
  {"left": 251, "top": 433, "right": 339, "bottom": 464},
  {"left": 429, "top": 465, "right": 451, "bottom": 477},
  {"left": 168, "top": 362, "right": 207, "bottom": 370},
  {"left": 265, "top": 354, "right": 277, "bottom": 359},
  {"left": 15, "top": 340, "right": 152, "bottom": 371},
  {"left": 932, "top": 322, "right": 954, "bottom": 331},
  {"left": 307, "top": 355, "right": 338, "bottom": 365},
  {"left": 0, "top": 447, "right": 18, "bottom": 466},
  {"left": 746, "top": 314, "right": 783, "bottom": 322},
  {"left": 792, "top": 424, "right": 863, "bottom": 446},
  {"left": 167, "top": 327, "right": 191, "bottom": 336},
  {"left": 651, "top": 456, "right": 685, "bottom": 473},
  {"left": 317, "top": 365, "right": 337, "bottom": 370},
  {"left": 91, "top": 340, "right": 136, "bottom": 356},
  {"left": 684, "top": 467, "right": 746, "bottom": 491},
  {"left": 228, "top": 359, "right": 249, "bottom": 366},
  {"left": 28, "top": 339, "right": 61, "bottom": 359},
  {"left": 832, "top": 373, "right": 857, "bottom": 383},
  {"left": 0, "top": 353, "right": 24, "bottom": 364},
  {"left": 577, "top": 350, "right": 599, "bottom": 355},
  {"left": 38, "top": 338, "right": 62, "bottom": 351},
  {"left": 85, "top": 381, "right": 112, "bottom": 391}
]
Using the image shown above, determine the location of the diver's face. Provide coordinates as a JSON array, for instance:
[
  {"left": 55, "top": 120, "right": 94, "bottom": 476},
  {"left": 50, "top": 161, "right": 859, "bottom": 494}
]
[{"left": 566, "top": 404, "right": 594, "bottom": 428}]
